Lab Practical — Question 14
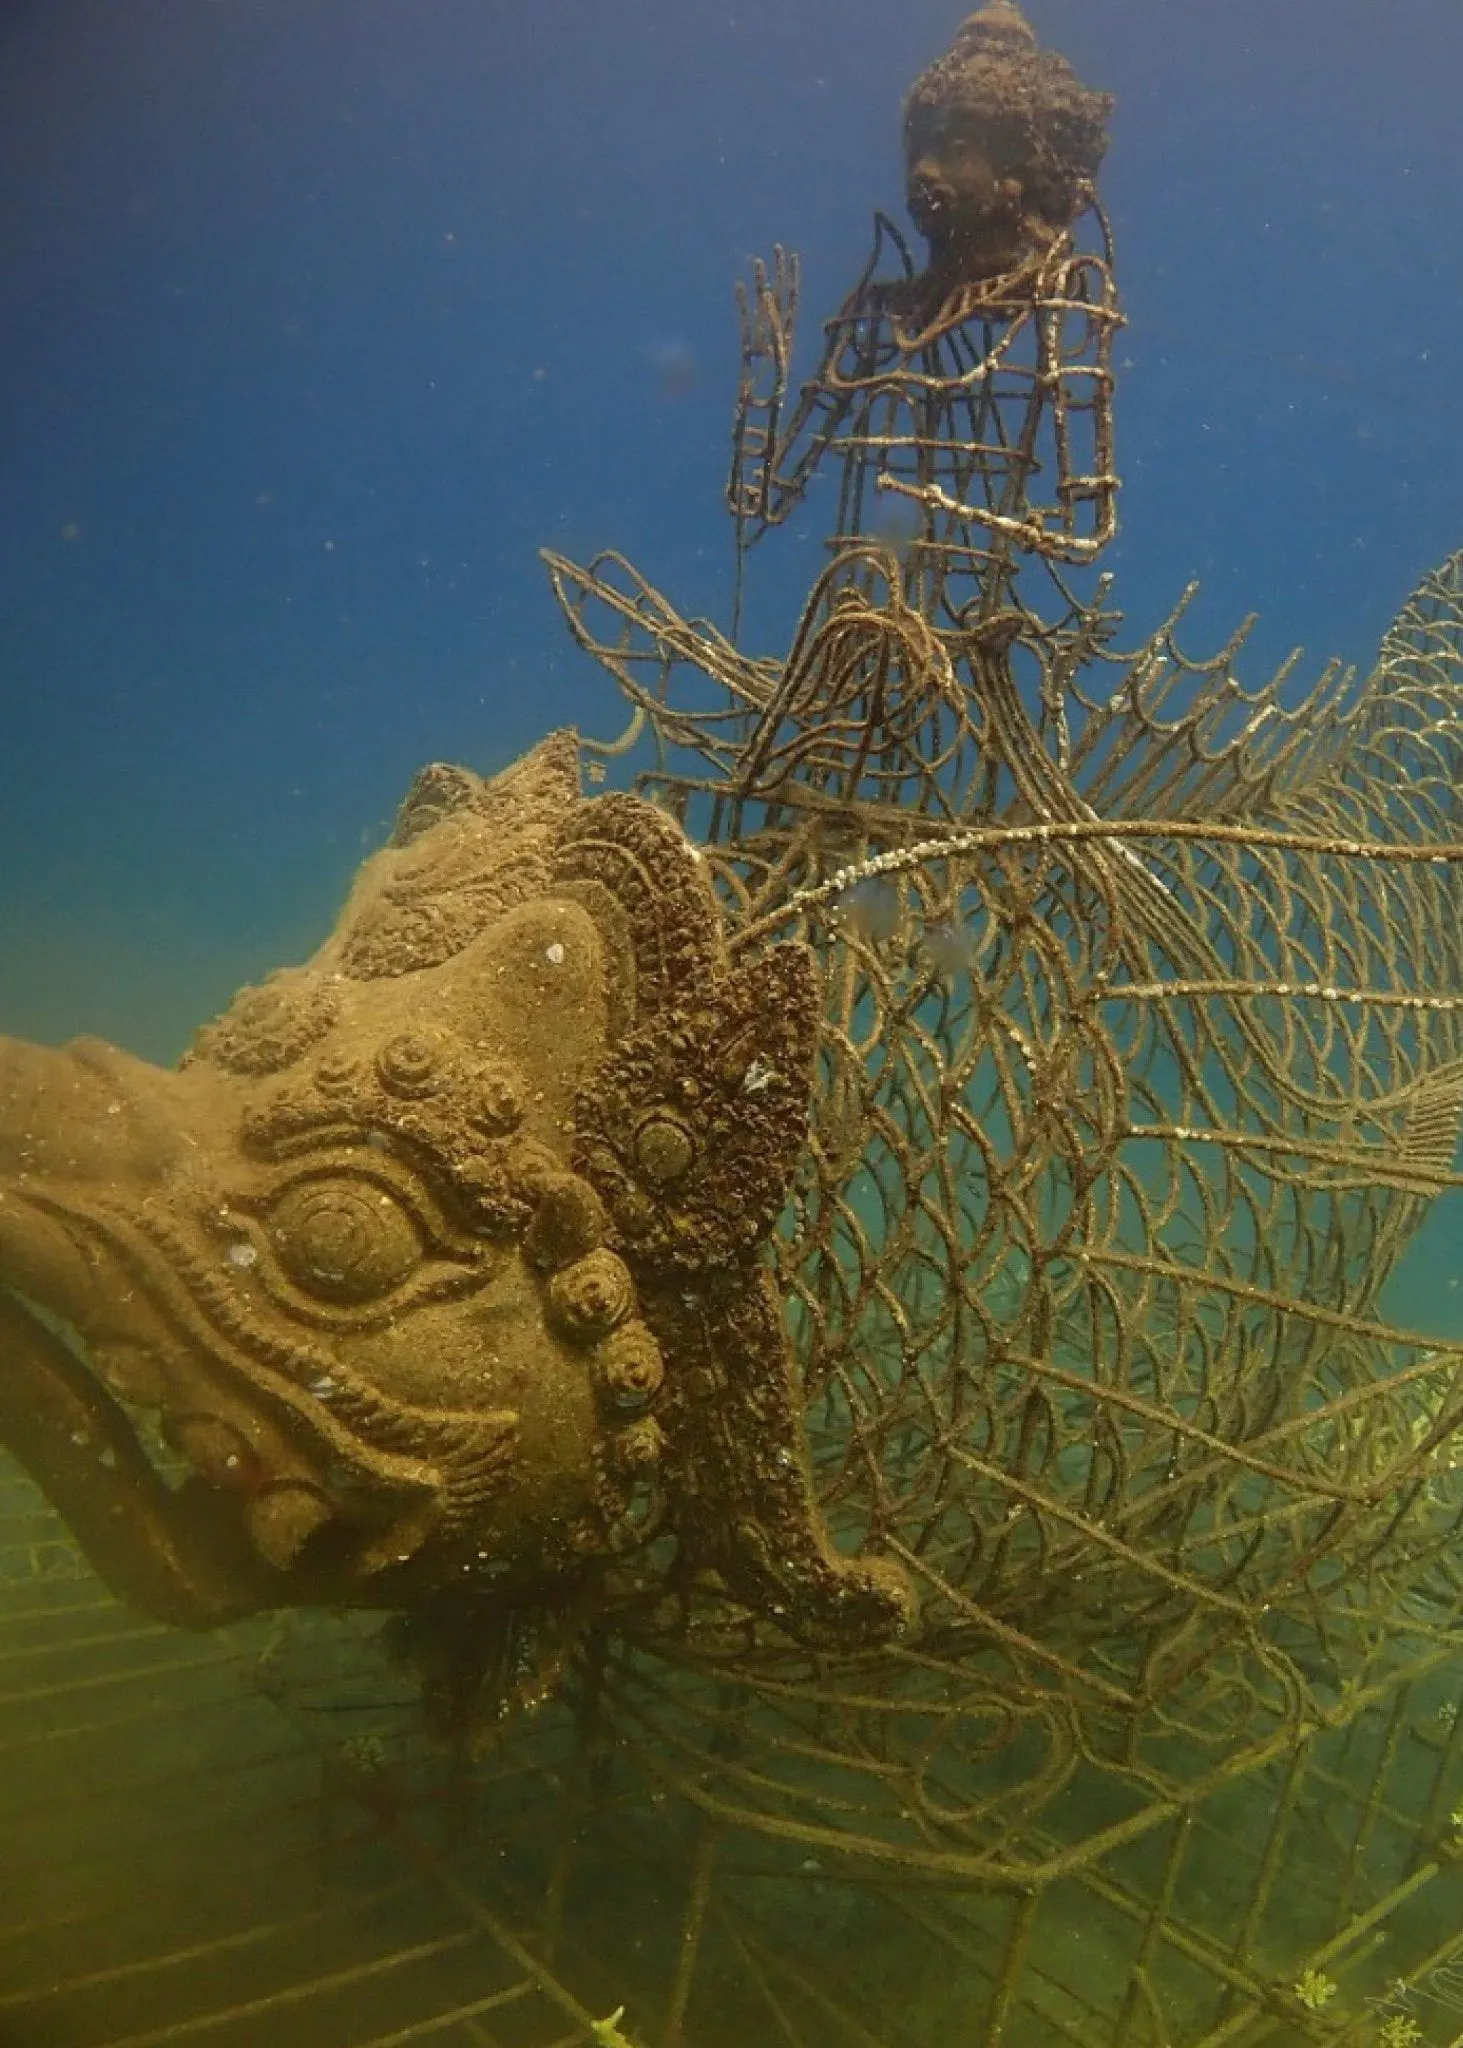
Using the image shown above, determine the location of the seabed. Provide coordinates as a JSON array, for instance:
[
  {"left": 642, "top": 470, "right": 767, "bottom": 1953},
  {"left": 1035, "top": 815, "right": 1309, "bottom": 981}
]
[{"left": 7, "top": 1452, "right": 1463, "bottom": 2048}]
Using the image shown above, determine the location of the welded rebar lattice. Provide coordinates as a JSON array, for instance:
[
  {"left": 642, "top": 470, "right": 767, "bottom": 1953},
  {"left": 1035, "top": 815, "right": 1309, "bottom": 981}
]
[
  {"left": 726, "top": 207, "right": 1121, "bottom": 623},
  {"left": 541, "top": 17, "right": 1463, "bottom": 1929},
  {"left": 547, "top": 472, "right": 1463, "bottom": 1873}
]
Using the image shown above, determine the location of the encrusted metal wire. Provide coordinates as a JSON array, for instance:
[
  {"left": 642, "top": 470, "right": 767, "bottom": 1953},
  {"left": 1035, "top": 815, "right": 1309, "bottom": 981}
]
[
  {"left": 726, "top": 205, "right": 1121, "bottom": 637},
  {"left": 537, "top": 203, "right": 1463, "bottom": 2025},
  {"left": 436, "top": 116, "right": 1463, "bottom": 2014}
]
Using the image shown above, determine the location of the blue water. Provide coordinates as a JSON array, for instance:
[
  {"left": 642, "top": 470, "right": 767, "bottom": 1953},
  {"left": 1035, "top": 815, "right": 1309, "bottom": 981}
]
[{"left": 3, "top": 0, "right": 1461, "bottom": 1058}]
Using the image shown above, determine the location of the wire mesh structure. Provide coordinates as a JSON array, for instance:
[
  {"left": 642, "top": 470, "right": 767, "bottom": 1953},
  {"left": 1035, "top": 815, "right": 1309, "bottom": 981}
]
[
  {"left": 543, "top": 499, "right": 1463, "bottom": 1948},
  {"left": 726, "top": 0, "right": 1121, "bottom": 635},
  {"left": 7, "top": 8, "right": 1463, "bottom": 2046},
  {"left": 534, "top": 2, "right": 1463, "bottom": 2017},
  {"left": 725, "top": 204, "right": 1120, "bottom": 620}
]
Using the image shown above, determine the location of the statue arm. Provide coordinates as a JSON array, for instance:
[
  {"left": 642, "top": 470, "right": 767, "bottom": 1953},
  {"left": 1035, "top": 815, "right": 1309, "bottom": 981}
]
[{"left": 726, "top": 244, "right": 803, "bottom": 538}]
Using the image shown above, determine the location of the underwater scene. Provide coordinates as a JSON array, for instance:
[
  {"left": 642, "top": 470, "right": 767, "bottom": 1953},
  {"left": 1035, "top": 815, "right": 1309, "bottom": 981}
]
[{"left": 3, "top": 2, "right": 1463, "bottom": 2043}]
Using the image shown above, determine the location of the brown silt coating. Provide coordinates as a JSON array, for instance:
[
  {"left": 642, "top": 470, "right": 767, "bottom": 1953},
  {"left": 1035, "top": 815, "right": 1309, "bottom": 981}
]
[
  {"left": 0, "top": 732, "right": 911, "bottom": 1736},
  {"left": 904, "top": 0, "right": 1113, "bottom": 279}
]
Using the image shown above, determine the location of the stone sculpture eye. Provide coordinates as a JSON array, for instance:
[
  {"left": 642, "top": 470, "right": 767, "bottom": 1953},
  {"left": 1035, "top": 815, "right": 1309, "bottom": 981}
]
[{"left": 266, "top": 1175, "right": 423, "bottom": 1304}]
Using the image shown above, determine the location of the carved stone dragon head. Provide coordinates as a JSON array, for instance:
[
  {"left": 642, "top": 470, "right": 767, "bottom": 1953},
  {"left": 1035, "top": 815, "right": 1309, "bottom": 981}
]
[{"left": 0, "top": 732, "right": 912, "bottom": 1726}]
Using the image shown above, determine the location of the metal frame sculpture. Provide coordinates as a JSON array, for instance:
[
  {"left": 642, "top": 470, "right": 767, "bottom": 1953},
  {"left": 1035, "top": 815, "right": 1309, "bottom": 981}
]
[
  {"left": 5, "top": 8, "right": 1463, "bottom": 2045},
  {"left": 539, "top": 0, "right": 1463, "bottom": 1934}
]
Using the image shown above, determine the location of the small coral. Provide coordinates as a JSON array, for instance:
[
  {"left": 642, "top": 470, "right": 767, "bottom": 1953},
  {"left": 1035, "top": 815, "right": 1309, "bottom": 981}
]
[
  {"left": 338, "top": 1732, "right": 388, "bottom": 1777},
  {"left": 1292, "top": 1966, "right": 1338, "bottom": 2012},
  {"left": 1377, "top": 2017, "right": 1422, "bottom": 2048}
]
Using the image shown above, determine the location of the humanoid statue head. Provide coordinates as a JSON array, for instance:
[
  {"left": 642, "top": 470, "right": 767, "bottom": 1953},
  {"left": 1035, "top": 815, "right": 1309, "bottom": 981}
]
[{"left": 903, "top": 1, "right": 1112, "bottom": 279}]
